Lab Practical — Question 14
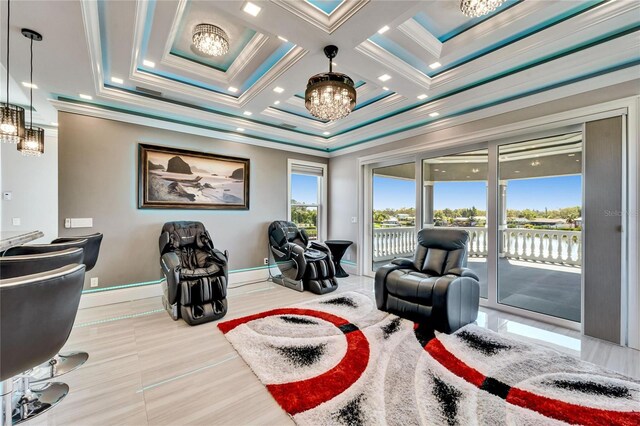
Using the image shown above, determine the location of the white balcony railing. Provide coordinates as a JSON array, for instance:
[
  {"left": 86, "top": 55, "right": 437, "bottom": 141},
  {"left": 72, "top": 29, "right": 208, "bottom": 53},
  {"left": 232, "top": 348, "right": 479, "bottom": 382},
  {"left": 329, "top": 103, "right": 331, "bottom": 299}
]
[
  {"left": 502, "top": 228, "right": 581, "bottom": 266},
  {"left": 372, "top": 226, "right": 581, "bottom": 266}
]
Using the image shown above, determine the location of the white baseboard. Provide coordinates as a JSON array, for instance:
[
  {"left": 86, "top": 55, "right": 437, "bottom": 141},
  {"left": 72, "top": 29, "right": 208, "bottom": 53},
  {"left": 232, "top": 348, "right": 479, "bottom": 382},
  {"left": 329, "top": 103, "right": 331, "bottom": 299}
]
[{"left": 79, "top": 267, "right": 270, "bottom": 310}]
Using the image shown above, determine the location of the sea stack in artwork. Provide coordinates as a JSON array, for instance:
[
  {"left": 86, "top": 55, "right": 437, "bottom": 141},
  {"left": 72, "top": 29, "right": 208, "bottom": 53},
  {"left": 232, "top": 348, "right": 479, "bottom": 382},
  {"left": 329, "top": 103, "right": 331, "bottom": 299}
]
[
  {"left": 231, "top": 168, "right": 244, "bottom": 180},
  {"left": 167, "top": 156, "right": 193, "bottom": 174}
]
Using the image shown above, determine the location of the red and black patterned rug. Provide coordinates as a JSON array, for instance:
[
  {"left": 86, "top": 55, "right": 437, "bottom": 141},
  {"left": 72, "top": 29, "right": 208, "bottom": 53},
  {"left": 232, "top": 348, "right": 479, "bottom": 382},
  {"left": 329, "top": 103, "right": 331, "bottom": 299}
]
[{"left": 218, "top": 292, "right": 640, "bottom": 425}]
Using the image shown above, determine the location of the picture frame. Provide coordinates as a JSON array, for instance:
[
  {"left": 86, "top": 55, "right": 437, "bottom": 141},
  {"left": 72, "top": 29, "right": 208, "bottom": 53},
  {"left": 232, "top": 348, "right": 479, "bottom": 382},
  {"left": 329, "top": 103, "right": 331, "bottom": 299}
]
[{"left": 138, "top": 143, "right": 250, "bottom": 210}]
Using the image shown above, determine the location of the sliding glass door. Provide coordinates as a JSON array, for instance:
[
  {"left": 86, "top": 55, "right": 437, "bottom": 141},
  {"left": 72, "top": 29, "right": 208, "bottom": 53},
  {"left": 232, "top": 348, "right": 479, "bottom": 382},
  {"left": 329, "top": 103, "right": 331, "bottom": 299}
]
[
  {"left": 364, "top": 130, "right": 585, "bottom": 325},
  {"left": 423, "top": 149, "right": 489, "bottom": 298},
  {"left": 371, "top": 163, "right": 416, "bottom": 272},
  {"left": 497, "top": 133, "right": 583, "bottom": 322}
]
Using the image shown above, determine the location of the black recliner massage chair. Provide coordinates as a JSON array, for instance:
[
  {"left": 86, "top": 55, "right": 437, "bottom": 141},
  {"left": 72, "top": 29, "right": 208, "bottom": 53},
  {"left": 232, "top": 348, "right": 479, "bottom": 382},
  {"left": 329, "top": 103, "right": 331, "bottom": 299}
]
[
  {"left": 159, "top": 221, "right": 229, "bottom": 326},
  {"left": 268, "top": 221, "right": 338, "bottom": 294}
]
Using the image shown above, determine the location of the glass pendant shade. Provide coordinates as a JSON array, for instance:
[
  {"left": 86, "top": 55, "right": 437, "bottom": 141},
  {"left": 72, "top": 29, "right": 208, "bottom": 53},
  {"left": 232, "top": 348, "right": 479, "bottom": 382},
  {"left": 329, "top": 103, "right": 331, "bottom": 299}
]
[
  {"left": 18, "top": 126, "right": 44, "bottom": 156},
  {"left": 1, "top": 0, "right": 25, "bottom": 143},
  {"left": 460, "top": 0, "right": 505, "bottom": 17},
  {"left": 192, "top": 24, "right": 229, "bottom": 57},
  {"left": 305, "top": 45, "right": 356, "bottom": 122},
  {"left": 0, "top": 104, "right": 25, "bottom": 143}
]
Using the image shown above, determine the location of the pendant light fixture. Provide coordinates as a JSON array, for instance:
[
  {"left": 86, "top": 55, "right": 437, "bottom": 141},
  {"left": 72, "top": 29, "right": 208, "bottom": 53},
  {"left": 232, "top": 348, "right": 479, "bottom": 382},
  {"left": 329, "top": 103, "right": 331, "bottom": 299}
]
[
  {"left": 305, "top": 45, "right": 356, "bottom": 122},
  {"left": 0, "top": 0, "right": 26, "bottom": 143},
  {"left": 460, "top": 0, "right": 505, "bottom": 17},
  {"left": 17, "top": 29, "right": 44, "bottom": 156},
  {"left": 192, "top": 24, "right": 229, "bottom": 57}
]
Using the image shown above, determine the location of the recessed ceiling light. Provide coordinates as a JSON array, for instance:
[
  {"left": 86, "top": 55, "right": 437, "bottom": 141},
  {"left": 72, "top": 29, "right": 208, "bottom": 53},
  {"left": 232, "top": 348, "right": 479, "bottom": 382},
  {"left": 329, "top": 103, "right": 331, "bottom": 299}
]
[
  {"left": 429, "top": 62, "right": 442, "bottom": 70},
  {"left": 111, "top": 77, "right": 124, "bottom": 84},
  {"left": 441, "top": 170, "right": 446, "bottom": 173},
  {"left": 515, "top": 170, "right": 520, "bottom": 173},
  {"left": 142, "top": 59, "right": 155, "bottom": 68},
  {"left": 51, "top": 122, "right": 58, "bottom": 126},
  {"left": 323, "top": 131, "right": 331, "bottom": 135},
  {"left": 79, "top": 94, "right": 93, "bottom": 100},
  {"left": 273, "top": 86, "right": 284, "bottom": 93},
  {"left": 236, "top": 127, "right": 245, "bottom": 132},
  {"left": 378, "top": 25, "right": 390, "bottom": 34},
  {"left": 568, "top": 153, "right": 575, "bottom": 157},
  {"left": 417, "top": 94, "right": 427, "bottom": 100},
  {"left": 228, "top": 86, "right": 239, "bottom": 93},
  {"left": 278, "top": 35, "right": 288, "bottom": 42},
  {"left": 243, "top": 111, "right": 252, "bottom": 116},
  {"left": 378, "top": 74, "right": 391, "bottom": 82},
  {"left": 576, "top": 159, "right": 580, "bottom": 162},
  {"left": 429, "top": 112, "right": 439, "bottom": 117},
  {"left": 22, "top": 82, "right": 38, "bottom": 89},
  {"left": 382, "top": 86, "right": 389, "bottom": 91},
  {"left": 434, "top": 168, "right": 439, "bottom": 171},
  {"left": 243, "top": 2, "right": 261, "bottom": 16},
  {"left": 273, "top": 100, "right": 280, "bottom": 105}
]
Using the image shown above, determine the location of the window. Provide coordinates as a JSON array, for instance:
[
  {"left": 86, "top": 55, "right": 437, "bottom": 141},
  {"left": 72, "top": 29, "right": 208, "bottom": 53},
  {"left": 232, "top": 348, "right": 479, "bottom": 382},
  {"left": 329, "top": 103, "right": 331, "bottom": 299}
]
[{"left": 288, "top": 160, "right": 327, "bottom": 241}]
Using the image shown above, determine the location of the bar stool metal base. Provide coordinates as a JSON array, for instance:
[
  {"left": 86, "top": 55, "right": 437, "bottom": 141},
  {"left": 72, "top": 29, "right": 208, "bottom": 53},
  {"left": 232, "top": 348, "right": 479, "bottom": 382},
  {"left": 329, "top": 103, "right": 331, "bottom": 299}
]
[
  {"left": 2, "top": 380, "right": 68, "bottom": 426},
  {"left": 30, "top": 352, "right": 88, "bottom": 383}
]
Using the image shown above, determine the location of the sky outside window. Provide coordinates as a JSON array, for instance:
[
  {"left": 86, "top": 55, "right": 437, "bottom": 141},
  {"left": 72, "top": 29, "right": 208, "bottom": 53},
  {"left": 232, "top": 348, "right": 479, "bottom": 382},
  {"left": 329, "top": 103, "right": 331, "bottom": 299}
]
[{"left": 291, "top": 173, "right": 319, "bottom": 204}]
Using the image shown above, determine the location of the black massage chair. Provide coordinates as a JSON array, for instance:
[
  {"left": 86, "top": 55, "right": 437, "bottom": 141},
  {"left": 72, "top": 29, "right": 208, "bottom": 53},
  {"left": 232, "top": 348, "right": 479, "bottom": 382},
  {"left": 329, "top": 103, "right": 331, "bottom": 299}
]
[
  {"left": 268, "top": 221, "right": 338, "bottom": 294},
  {"left": 159, "top": 221, "right": 229, "bottom": 326}
]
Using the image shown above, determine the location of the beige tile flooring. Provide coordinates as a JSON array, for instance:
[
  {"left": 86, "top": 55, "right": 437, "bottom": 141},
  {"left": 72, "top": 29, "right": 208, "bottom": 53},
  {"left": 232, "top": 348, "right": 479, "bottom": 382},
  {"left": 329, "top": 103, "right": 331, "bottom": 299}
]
[{"left": 30, "top": 275, "right": 639, "bottom": 426}]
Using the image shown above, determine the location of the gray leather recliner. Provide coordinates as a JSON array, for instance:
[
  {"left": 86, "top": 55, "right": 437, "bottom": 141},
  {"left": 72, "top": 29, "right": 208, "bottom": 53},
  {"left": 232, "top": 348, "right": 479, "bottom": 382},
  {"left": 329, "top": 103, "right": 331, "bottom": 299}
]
[
  {"left": 159, "top": 221, "right": 229, "bottom": 326},
  {"left": 268, "top": 221, "right": 338, "bottom": 294},
  {"left": 375, "top": 228, "right": 480, "bottom": 333}
]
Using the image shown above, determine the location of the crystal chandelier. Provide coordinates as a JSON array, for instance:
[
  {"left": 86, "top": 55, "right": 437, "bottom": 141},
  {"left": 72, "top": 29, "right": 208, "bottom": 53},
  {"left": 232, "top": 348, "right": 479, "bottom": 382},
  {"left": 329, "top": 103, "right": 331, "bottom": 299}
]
[
  {"left": 192, "top": 23, "right": 229, "bottom": 57},
  {"left": 17, "top": 29, "right": 44, "bottom": 156},
  {"left": 460, "top": 0, "right": 505, "bottom": 17},
  {"left": 1, "top": 0, "right": 25, "bottom": 144},
  {"left": 305, "top": 45, "right": 356, "bottom": 122}
]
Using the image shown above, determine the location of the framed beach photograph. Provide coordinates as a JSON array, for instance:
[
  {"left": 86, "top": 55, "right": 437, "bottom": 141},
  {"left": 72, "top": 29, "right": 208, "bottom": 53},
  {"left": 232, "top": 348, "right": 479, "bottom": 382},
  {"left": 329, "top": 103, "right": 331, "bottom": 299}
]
[{"left": 138, "top": 144, "right": 250, "bottom": 210}]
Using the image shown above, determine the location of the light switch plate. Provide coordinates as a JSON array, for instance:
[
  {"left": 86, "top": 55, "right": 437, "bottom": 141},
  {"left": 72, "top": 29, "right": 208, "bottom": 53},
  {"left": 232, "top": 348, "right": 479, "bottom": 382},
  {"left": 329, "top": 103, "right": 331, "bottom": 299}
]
[
  {"left": 351, "top": 217, "right": 357, "bottom": 223},
  {"left": 12, "top": 217, "right": 21, "bottom": 226},
  {"left": 90, "top": 277, "right": 99, "bottom": 288}
]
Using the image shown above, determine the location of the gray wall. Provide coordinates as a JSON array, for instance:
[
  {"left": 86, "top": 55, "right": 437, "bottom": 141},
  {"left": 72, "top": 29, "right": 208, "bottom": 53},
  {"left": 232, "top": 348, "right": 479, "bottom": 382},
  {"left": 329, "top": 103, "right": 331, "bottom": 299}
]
[
  {"left": 1, "top": 133, "right": 58, "bottom": 243},
  {"left": 58, "top": 112, "right": 327, "bottom": 289},
  {"left": 328, "top": 80, "right": 640, "bottom": 270}
]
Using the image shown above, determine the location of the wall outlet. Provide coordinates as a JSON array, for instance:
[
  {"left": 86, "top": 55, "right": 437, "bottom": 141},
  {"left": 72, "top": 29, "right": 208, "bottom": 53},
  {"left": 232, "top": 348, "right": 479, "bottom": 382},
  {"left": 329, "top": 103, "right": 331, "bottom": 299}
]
[
  {"left": 90, "top": 277, "right": 99, "bottom": 288},
  {"left": 263, "top": 257, "right": 269, "bottom": 265},
  {"left": 12, "top": 217, "right": 21, "bottom": 226},
  {"left": 351, "top": 216, "right": 357, "bottom": 223},
  {"left": 64, "top": 218, "right": 71, "bottom": 228}
]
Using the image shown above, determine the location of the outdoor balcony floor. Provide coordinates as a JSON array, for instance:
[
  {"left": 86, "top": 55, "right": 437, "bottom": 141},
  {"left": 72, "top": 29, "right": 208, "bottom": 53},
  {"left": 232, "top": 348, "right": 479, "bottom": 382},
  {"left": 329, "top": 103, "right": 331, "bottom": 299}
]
[{"left": 373, "top": 257, "right": 581, "bottom": 322}]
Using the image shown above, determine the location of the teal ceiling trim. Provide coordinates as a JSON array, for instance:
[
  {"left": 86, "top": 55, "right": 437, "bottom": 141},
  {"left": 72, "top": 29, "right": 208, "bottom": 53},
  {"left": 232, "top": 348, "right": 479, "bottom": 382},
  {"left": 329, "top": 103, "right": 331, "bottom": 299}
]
[
  {"left": 331, "top": 24, "right": 639, "bottom": 138},
  {"left": 369, "top": 35, "right": 430, "bottom": 76},
  {"left": 97, "top": 0, "right": 111, "bottom": 78},
  {"left": 306, "top": 0, "right": 343, "bottom": 15},
  {"left": 353, "top": 91, "right": 394, "bottom": 111},
  {"left": 104, "top": 84, "right": 327, "bottom": 138},
  {"left": 241, "top": 42, "right": 296, "bottom": 91},
  {"left": 414, "top": 0, "right": 522, "bottom": 43},
  {"left": 432, "top": 0, "right": 608, "bottom": 77},
  {"left": 56, "top": 95, "right": 330, "bottom": 152},
  {"left": 329, "top": 58, "right": 640, "bottom": 152}
]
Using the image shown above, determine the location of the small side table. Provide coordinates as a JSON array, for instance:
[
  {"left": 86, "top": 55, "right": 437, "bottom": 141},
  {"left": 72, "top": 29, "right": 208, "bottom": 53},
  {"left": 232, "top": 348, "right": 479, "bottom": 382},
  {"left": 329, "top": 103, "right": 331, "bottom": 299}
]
[{"left": 325, "top": 240, "right": 353, "bottom": 278}]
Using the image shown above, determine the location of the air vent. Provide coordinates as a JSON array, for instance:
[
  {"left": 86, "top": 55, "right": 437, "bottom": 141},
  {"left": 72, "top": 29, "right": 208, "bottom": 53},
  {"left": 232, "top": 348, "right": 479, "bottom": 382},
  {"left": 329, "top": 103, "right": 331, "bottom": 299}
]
[
  {"left": 135, "top": 86, "right": 162, "bottom": 97},
  {"left": 280, "top": 123, "right": 297, "bottom": 129}
]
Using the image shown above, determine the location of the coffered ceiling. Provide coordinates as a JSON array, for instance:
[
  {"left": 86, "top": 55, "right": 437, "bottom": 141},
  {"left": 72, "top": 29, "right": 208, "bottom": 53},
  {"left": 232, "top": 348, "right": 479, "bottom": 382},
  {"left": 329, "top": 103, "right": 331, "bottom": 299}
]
[{"left": 1, "top": 0, "right": 639, "bottom": 156}]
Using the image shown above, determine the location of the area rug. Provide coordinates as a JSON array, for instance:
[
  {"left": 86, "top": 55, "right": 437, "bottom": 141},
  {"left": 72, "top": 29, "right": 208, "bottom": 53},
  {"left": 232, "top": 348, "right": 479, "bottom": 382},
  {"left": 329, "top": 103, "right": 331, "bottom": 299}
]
[{"left": 218, "top": 292, "right": 640, "bottom": 425}]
